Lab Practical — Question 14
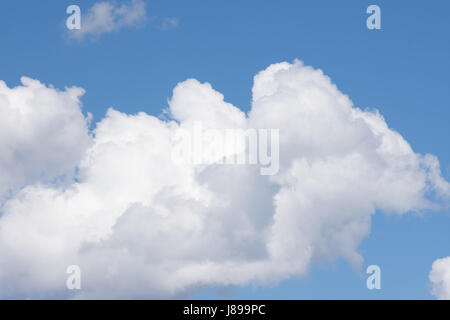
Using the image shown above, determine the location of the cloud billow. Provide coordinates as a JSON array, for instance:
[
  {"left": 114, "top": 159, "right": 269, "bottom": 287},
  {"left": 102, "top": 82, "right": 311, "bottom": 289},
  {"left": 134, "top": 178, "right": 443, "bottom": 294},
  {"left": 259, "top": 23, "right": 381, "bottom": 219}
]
[
  {"left": 0, "top": 61, "right": 448, "bottom": 298},
  {"left": 430, "top": 257, "right": 450, "bottom": 299}
]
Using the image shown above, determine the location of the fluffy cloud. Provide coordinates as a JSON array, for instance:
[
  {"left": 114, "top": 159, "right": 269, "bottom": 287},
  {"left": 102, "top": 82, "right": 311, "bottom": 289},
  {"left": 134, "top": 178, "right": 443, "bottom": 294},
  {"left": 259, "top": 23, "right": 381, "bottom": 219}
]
[
  {"left": 0, "top": 77, "right": 91, "bottom": 203},
  {"left": 430, "top": 257, "right": 450, "bottom": 299},
  {"left": 69, "top": 0, "right": 147, "bottom": 40},
  {"left": 0, "top": 61, "right": 448, "bottom": 298}
]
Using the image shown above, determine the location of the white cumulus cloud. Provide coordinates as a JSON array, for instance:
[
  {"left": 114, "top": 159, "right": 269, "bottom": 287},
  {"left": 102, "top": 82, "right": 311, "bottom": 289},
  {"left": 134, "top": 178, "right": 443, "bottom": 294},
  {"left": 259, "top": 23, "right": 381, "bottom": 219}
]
[
  {"left": 430, "top": 257, "right": 450, "bottom": 299},
  {"left": 0, "top": 77, "right": 91, "bottom": 203},
  {"left": 0, "top": 60, "right": 448, "bottom": 298}
]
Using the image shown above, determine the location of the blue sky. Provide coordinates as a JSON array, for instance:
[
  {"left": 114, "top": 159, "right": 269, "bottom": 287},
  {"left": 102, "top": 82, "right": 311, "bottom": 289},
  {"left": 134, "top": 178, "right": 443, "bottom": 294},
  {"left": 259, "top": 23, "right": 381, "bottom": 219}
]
[{"left": 0, "top": 0, "right": 449, "bottom": 299}]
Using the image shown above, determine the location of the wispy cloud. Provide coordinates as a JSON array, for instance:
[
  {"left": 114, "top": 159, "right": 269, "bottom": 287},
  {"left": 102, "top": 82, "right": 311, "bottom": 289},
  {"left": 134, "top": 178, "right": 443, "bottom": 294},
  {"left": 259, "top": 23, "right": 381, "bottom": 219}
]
[
  {"left": 69, "top": 0, "right": 147, "bottom": 40},
  {"left": 160, "top": 17, "right": 179, "bottom": 30}
]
